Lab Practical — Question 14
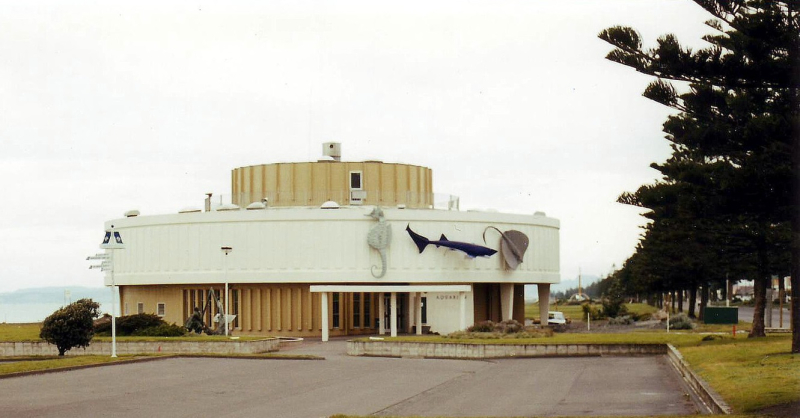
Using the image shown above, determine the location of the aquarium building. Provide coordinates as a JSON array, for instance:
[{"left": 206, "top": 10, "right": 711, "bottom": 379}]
[{"left": 101, "top": 144, "right": 560, "bottom": 340}]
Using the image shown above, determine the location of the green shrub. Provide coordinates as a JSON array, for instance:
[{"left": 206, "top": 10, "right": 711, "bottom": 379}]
[
  {"left": 94, "top": 313, "right": 183, "bottom": 337},
  {"left": 132, "top": 323, "right": 186, "bottom": 337},
  {"left": 582, "top": 303, "right": 605, "bottom": 320},
  {"left": 467, "top": 321, "right": 495, "bottom": 333},
  {"left": 668, "top": 313, "right": 695, "bottom": 330},
  {"left": 40, "top": 299, "right": 101, "bottom": 356},
  {"left": 608, "top": 315, "right": 633, "bottom": 325},
  {"left": 467, "top": 320, "right": 524, "bottom": 334}
]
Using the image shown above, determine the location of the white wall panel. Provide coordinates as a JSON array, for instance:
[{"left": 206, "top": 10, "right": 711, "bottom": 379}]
[{"left": 105, "top": 208, "right": 560, "bottom": 286}]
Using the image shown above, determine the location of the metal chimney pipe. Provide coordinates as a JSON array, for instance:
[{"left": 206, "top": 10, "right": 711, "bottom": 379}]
[{"left": 205, "top": 193, "right": 213, "bottom": 212}]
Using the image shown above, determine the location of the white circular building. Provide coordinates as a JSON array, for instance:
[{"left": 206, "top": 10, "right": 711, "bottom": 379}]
[{"left": 103, "top": 146, "right": 559, "bottom": 340}]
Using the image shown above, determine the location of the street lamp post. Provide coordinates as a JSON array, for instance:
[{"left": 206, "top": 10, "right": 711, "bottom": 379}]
[
  {"left": 89, "top": 226, "right": 125, "bottom": 358},
  {"left": 221, "top": 246, "right": 232, "bottom": 336}
]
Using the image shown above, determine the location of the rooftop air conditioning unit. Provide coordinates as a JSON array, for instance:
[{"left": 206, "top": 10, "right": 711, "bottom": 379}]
[{"left": 350, "top": 190, "right": 367, "bottom": 205}]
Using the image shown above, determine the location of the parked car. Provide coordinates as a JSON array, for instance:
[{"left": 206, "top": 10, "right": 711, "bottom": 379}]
[{"left": 548, "top": 311, "right": 567, "bottom": 325}]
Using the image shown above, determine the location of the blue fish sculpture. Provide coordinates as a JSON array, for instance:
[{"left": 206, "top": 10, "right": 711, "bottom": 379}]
[{"left": 406, "top": 224, "right": 497, "bottom": 258}]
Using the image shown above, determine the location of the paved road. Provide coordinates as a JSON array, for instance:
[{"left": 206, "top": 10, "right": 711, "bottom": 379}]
[
  {"left": 738, "top": 306, "right": 791, "bottom": 328},
  {"left": 0, "top": 340, "right": 698, "bottom": 418}
]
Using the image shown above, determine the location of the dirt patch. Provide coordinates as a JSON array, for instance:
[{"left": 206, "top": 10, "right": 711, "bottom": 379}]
[{"left": 755, "top": 400, "right": 800, "bottom": 418}]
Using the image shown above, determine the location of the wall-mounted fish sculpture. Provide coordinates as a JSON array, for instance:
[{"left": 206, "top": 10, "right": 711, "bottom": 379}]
[
  {"left": 366, "top": 207, "right": 391, "bottom": 278},
  {"left": 406, "top": 224, "right": 497, "bottom": 258},
  {"left": 483, "top": 226, "right": 529, "bottom": 270}
]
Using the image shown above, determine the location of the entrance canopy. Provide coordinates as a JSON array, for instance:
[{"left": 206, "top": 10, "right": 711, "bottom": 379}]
[
  {"left": 310, "top": 285, "right": 472, "bottom": 341},
  {"left": 309, "top": 285, "right": 471, "bottom": 293}
]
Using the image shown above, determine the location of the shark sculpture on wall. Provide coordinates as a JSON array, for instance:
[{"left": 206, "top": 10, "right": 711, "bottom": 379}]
[{"left": 406, "top": 224, "right": 497, "bottom": 258}]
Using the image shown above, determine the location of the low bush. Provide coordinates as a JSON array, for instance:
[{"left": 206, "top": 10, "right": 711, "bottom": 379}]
[
  {"left": 94, "top": 313, "right": 185, "bottom": 337},
  {"left": 608, "top": 315, "right": 633, "bottom": 325},
  {"left": 582, "top": 303, "right": 605, "bottom": 320},
  {"left": 468, "top": 321, "right": 496, "bottom": 333},
  {"left": 446, "top": 327, "right": 552, "bottom": 340},
  {"left": 132, "top": 323, "right": 186, "bottom": 337},
  {"left": 668, "top": 313, "right": 695, "bottom": 330},
  {"left": 467, "top": 320, "right": 524, "bottom": 334}
]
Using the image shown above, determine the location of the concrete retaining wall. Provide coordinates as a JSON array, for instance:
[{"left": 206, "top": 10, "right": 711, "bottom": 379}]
[
  {"left": 347, "top": 341, "right": 667, "bottom": 358},
  {"left": 0, "top": 339, "right": 279, "bottom": 356},
  {"left": 666, "top": 344, "right": 731, "bottom": 414}
]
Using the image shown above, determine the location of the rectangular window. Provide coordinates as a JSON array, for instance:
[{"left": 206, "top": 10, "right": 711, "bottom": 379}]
[
  {"left": 332, "top": 293, "right": 340, "bottom": 329},
  {"left": 124, "top": 303, "right": 129, "bottom": 316},
  {"left": 137, "top": 302, "right": 144, "bottom": 314},
  {"left": 364, "top": 294, "right": 371, "bottom": 328},
  {"left": 157, "top": 303, "right": 165, "bottom": 317},
  {"left": 421, "top": 297, "right": 427, "bottom": 324},
  {"left": 349, "top": 171, "right": 363, "bottom": 190},
  {"left": 353, "top": 293, "right": 361, "bottom": 328}
]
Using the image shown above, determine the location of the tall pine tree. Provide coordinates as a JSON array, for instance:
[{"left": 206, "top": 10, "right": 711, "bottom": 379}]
[{"left": 600, "top": 0, "right": 799, "bottom": 350}]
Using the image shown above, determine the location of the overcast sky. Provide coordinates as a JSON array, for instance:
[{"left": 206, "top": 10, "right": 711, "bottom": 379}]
[{"left": 0, "top": 1, "right": 713, "bottom": 293}]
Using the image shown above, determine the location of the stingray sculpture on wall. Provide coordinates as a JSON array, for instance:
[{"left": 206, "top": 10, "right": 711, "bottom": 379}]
[
  {"left": 483, "top": 226, "right": 529, "bottom": 270},
  {"left": 406, "top": 224, "right": 497, "bottom": 258}
]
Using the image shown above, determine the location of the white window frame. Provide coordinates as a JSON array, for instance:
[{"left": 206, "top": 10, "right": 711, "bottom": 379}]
[
  {"left": 349, "top": 170, "right": 363, "bottom": 190},
  {"left": 157, "top": 302, "right": 166, "bottom": 317},
  {"left": 137, "top": 302, "right": 144, "bottom": 314}
]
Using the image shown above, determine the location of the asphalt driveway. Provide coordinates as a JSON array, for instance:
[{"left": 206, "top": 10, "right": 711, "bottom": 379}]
[{"left": 0, "top": 340, "right": 698, "bottom": 417}]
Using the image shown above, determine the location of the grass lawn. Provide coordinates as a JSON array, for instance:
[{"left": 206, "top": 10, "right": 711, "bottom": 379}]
[
  {"left": 0, "top": 323, "right": 41, "bottom": 341},
  {"left": 0, "top": 355, "right": 143, "bottom": 376},
  {"left": 357, "top": 332, "right": 798, "bottom": 415},
  {"left": 525, "top": 302, "right": 658, "bottom": 322},
  {"left": 679, "top": 334, "right": 799, "bottom": 413}
]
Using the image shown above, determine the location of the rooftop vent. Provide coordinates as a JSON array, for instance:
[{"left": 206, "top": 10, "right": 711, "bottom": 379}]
[
  {"left": 217, "top": 203, "right": 240, "bottom": 211},
  {"left": 124, "top": 209, "right": 140, "bottom": 217},
  {"left": 322, "top": 142, "right": 341, "bottom": 161},
  {"left": 320, "top": 200, "right": 340, "bottom": 209}
]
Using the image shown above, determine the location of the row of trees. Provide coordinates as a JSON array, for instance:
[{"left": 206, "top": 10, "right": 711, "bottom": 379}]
[{"left": 599, "top": 0, "right": 798, "bottom": 352}]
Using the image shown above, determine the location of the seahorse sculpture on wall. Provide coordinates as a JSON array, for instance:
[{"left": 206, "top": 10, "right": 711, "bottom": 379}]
[{"left": 366, "top": 206, "right": 392, "bottom": 278}]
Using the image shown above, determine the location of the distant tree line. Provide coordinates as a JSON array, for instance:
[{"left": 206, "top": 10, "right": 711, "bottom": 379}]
[{"left": 599, "top": 0, "right": 799, "bottom": 352}]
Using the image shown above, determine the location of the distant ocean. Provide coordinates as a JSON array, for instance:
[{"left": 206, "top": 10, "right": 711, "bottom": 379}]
[
  {"left": 0, "top": 287, "right": 114, "bottom": 324},
  {"left": 0, "top": 302, "right": 114, "bottom": 324}
]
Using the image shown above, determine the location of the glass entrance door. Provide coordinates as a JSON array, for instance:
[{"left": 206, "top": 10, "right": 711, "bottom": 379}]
[{"left": 383, "top": 293, "right": 406, "bottom": 332}]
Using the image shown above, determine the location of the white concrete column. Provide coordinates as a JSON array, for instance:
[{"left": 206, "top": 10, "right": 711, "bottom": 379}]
[
  {"left": 538, "top": 284, "right": 550, "bottom": 327},
  {"left": 500, "top": 283, "right": 514, "bottom": 321},
  {"left": 321, "top": 292, "right": 329, "bottom": 342},
  {"left": 459, "top": 291, "right": 466, "bottom": 330},
  {"left": 416, "top": 292, "right": 423, "bottom": 335},
  {"left": 390, "top": 292, "right": 398, "bottom": 337},
  {"left": 378, "top": 292, "right": 385, "bottom": 335}
]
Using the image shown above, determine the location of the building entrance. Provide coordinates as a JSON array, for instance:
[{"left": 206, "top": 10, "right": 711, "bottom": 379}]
[{"left": 383, "top": 293, "right": 407, "bottom": 332}]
